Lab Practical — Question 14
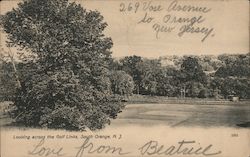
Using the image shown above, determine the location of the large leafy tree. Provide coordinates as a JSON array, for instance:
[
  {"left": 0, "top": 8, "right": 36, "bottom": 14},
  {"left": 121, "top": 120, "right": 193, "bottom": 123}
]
[{"left": 1, "top": 0, "right": 124, "bottom": 130}]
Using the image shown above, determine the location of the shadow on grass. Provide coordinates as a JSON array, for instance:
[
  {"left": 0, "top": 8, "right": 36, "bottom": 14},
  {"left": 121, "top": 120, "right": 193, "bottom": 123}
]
[
  {"left": 236, "top": 122, "right": 250, "bottom": 128},
  {"left": 1, "top": 120, "right": 39, "bottom": 130}
]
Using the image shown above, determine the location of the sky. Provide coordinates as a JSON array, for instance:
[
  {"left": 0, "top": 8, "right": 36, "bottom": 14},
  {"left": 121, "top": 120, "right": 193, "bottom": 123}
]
[{"left": 0, "top": 0, "right": 249, "bottom": 58}]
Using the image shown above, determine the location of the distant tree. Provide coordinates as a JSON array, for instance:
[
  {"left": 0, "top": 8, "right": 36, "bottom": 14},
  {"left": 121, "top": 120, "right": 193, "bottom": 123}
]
[
  {"left": 137, "top": 59, "right": 161, "bottom": 95},
  {"left": 180, "top": 57, "right": 207, "bottom": 84},
  {"left": 209, "top": 77, "right": 223, "bottom": 98},
  {"left": 218, "top": 54, "right": 238, "bottom": 65},
  {"left": 184, "top": 82, "right": 203, "bottom": 97},
  {"left": 159, "top": 55, "right": 183, "bottom": 69},
  {"left": 109, "top": 59, "right": 122, "bottom": 71},
  {"left": 216, "top": 53, "right": 250, "bottom": 77},
  {"left": 177, "top": 57, "right": 207, "bottom": 98},
  {"left": 120, "top": 55, "right": 143, "bottom": 94},
  {"left": 220, "top": 78, "right": 250, "bottom": 99},
  {"left": 155, "top": 67, "right": 177, "bottom": 96},
  {"left": 213, "top": 53, "right": 250, "bottom": 99},
  {"left": 109, "top": 70, "right": 134, "bottom": 97},
  {"left": 1, "top": 0, "right": 124, "bottom": 130},
  {"left": 198, "top": 88, "right": 210, "bottom": 98}
]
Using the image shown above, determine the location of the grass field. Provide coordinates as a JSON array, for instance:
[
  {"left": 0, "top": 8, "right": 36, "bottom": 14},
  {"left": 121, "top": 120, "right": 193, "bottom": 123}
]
[
  {"left": 115, "top": 95, "right": 250, "bottom": 128},
  {"left": 111, "top": 103, "right": 250, "bottom": 128}
]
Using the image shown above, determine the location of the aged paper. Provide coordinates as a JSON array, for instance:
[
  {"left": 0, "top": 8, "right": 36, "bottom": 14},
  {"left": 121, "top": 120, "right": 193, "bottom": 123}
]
[{"left": 0, "top": 0, "right": 249, "bottom": 157}]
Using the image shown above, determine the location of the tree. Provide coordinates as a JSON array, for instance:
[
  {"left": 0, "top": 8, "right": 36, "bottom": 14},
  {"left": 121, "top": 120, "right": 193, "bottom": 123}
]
[
  {"left": 1, "top": 0, "right": 124, "bottom": 130},
  {"left": 155, "top": 67, "right": 176, "bottom": 96},
  {"left": 214, "top": 53, "right": 250, "bottom": 99},
  {"left": 120, "top": 55, "right": 143, "bottom": 94},
  {"left": 109, "top": 71, "right": 134, "bottom": 97},
  {"left": 178, "top": 57, "right": 207, "bottom": 98},
  {"left": 180, "top": 57, "right": 207, "bottom": 83},
  {"left": 185, "top": 82, "right": 205, "bottom": 98},
  {"left": 216, "top": 53, "right": 250, "bottom": 78},
  {"left": 209, "top": 77, "right": 223, "bottom": 99},
  {"left": 137, "top": 59, "right": 161, "bottom": 95}
]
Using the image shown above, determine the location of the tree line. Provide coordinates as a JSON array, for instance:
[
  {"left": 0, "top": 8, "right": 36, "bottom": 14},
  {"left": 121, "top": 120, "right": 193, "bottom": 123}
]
[
  {"left": 1, "top": 53, "right": 250, "bottom": 101},
  {"left": 108, "top": 53, "right": 250, "bottom": 99}
]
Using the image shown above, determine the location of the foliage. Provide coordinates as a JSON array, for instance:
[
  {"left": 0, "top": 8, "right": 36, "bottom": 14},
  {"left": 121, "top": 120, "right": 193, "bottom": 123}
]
[
  {"left": 153, "top": 66, "right": 175, "bottom": 96},
  {"left": 137, "top": 59, "right": 161, "bottom": 95},
  {"left": 120, "top": 55, "right": 143, "bottom": 94},
  {"left": 117, "top": 54, "right": 249, "bottom": 99},
  {"left": 109, "top": 70, "right": 134, "bottom": 97},
  {"left": 0, "top": 61, "right": 17, "bottom": 100},
  {"left": 211, "top": 77, "right": 250, "bottom": 99},
  {"left": 1, "top": 0, "right": 124, "bottom": 130},
  {"left": 180, "top": 56, "right": 207, "bottom": 84},
  {"left": 215, "top": 53, "right": 250, "bottom": 77}
]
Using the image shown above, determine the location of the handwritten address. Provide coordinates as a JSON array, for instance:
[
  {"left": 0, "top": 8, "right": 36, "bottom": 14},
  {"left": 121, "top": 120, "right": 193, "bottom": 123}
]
[{"left": 119, "top": 0, "right": 215, "bottom": 42}]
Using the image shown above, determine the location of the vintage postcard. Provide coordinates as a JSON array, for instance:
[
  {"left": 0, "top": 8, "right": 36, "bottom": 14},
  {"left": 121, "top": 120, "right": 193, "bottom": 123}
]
[{"left": 0, "top": 0, "right": 249, "bottom": 157}]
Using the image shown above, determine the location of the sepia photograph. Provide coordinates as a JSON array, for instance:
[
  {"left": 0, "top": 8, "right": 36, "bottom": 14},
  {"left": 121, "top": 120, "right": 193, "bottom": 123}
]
[{"left": 0, "top": 0, "right": 249, "bottom": 157}]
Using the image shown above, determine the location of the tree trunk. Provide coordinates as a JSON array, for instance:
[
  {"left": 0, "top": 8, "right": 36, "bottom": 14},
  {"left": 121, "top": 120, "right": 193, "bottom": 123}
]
[{"left": 8, "top": 47, "right": 21, "bottom": 89}]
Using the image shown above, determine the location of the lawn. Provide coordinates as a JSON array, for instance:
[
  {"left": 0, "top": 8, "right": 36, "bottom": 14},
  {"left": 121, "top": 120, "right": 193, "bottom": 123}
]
[{"left": 111, "top": 102, "right": 250, "bottom": 128}]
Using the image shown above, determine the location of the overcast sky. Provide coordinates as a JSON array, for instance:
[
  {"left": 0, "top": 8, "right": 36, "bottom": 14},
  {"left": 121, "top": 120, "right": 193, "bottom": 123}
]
[{"left": 1, "top": 0, "right": 249, "bottom": 58}]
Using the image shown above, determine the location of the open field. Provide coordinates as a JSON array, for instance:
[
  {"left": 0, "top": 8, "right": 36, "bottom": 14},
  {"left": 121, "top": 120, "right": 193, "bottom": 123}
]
[{"left": 111, "top": 102, "right": 250, "bottom": 128}]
